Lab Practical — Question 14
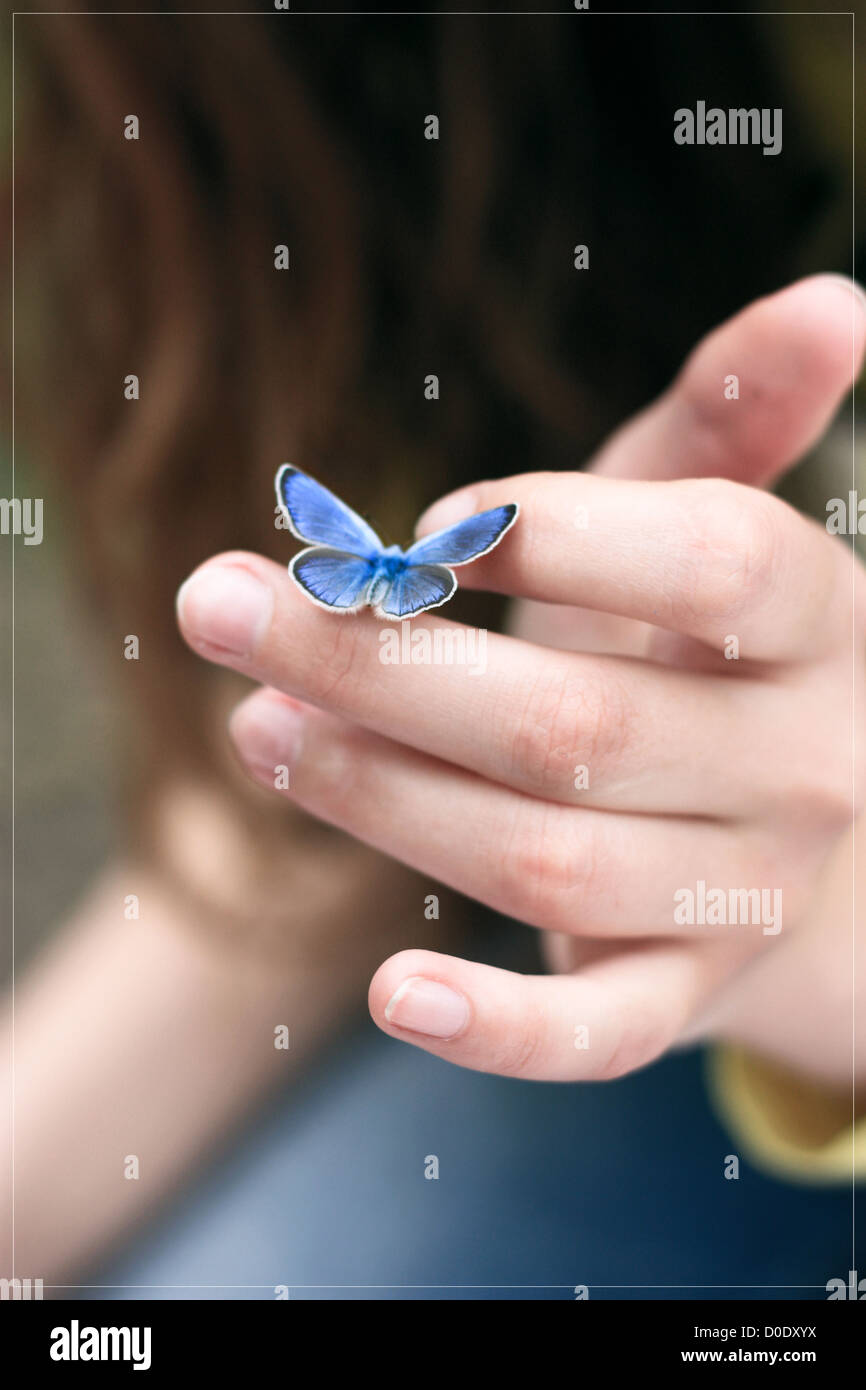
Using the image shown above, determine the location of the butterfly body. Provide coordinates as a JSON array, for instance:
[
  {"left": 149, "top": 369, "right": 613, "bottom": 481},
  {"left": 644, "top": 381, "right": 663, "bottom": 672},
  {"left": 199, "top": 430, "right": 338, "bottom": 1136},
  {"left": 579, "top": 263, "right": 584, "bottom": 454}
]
[
  {"left": 373, "top": 545, "right": 410, "bottom": 580},
  {"left": 367, "top": 546, "right": 410, "bottom": 607},
  {"left": 275, "top": 465, "right": 518, "bottom": 620}
]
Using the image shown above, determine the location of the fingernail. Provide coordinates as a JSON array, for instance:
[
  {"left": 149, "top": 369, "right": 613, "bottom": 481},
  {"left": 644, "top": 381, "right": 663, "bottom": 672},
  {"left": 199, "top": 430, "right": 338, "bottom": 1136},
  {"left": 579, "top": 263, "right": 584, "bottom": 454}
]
[
  {"left": 384, "top": 977, "right": 470, "bottom": 1040},
  {"left": 177, "top": 564, "right": 273, "bottom": 658},
  {"left": 818, "top": 273, "right": 866, "bottom": 316},
  {"left": 415, "top": 487, "right": 477, "bottom": 537},
  {"left": 230, "top": 696, "right": 304, "bottom": 781}
]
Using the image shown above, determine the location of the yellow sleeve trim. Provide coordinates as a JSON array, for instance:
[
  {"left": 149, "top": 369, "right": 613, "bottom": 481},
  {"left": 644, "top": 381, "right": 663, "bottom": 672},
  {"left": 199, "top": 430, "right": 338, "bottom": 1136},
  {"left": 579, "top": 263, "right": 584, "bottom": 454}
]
[{"left": 708, "top": 1047, "right": 865, "bottom": 1183}]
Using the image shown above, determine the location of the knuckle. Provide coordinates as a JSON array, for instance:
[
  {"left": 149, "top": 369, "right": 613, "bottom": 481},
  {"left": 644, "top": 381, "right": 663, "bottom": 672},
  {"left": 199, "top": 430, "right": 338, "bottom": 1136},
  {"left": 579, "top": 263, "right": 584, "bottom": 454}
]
[
  {"left": 507, "top": 667, "right": 631, "bottom": 796},
  {"left": 500, "top": 808, "right": 598, "bottom": 930},
  {"left": 789, "top": 695, "right": 866, "bottom": 831},
  {"left": 670, "top": 478, "right": 781, "bottom": 629},
  {"left": 781, "top": 757, "right": 851, "bottom": 837},
  {"left": 305, "top": 720, "right": 367, "bottom": 812},
  {"left": 853, "top": 700, "right": 866, "bottom": 820},
  {"left": 855, "top": 748, "right": 866, "bottom": 822},
  {"left": 811, "top": 765, "right": 860, "bottom": 833},
  {"left": 305, "top": 621, "right": 366, "bottom": 710}
]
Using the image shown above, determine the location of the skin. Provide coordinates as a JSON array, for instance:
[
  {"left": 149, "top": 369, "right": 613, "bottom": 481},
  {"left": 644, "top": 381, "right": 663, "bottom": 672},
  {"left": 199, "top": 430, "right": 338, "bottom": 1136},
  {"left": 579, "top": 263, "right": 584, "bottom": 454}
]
[
  {"left": 0, "top": 796, "right": 430, "bottom": 1278},
  {"left": 3, "top": 274, "right": 863, "bottom": 1284},
  {"left": 178, "top": 275, "right": 866, "bottom": 1089}
]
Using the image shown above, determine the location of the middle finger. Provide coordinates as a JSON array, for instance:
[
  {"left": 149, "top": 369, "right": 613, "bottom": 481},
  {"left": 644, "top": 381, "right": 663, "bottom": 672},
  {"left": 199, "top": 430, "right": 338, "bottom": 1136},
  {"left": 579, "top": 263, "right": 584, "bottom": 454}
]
[{"left": 177, "top": 550, "right": 795, "bottom": 817}]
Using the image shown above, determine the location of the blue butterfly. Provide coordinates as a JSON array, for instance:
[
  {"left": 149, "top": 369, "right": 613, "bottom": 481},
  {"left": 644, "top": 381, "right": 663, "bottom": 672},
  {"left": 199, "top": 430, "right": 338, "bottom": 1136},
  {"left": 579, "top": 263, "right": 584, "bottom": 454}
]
[{"left": 275, "top": 465, "right": 518, "bottom": 620}]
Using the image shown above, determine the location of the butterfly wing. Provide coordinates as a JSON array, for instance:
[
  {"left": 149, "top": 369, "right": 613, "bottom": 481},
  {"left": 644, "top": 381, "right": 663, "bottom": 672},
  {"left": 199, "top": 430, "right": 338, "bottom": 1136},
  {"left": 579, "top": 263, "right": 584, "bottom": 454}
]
[
  {"left": 405, "top": 504, "right": 518, "bottom": 566},
  {"left": 290, "top": 548, "right": 377, "bottom": 612},
  {"left": 276, "top": 465, "right": 383, "bottom": 556},
  {"left": 375, "top": 564, "right": 457, "bottom": 620}
]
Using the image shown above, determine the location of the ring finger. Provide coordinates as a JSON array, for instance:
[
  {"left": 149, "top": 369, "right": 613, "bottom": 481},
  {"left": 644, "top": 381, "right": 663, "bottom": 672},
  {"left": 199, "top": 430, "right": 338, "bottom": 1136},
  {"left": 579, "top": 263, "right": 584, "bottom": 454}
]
[{"left": 229, "top": 687, "right": 800, "bottom": 938}]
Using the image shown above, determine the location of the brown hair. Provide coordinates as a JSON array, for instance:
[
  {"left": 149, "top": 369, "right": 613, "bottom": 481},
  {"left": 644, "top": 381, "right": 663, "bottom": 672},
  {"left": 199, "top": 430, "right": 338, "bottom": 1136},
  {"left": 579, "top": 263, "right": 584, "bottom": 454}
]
[{"left": 3, "top": 5, "right": 851, "bottom": 869}]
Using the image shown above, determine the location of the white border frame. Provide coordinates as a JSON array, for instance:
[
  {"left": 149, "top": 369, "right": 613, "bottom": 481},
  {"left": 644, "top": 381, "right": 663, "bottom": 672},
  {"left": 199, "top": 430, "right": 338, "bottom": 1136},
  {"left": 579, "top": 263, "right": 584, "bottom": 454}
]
[{"left": 6, "top": 5, "right": 861, "bottom": 1295}]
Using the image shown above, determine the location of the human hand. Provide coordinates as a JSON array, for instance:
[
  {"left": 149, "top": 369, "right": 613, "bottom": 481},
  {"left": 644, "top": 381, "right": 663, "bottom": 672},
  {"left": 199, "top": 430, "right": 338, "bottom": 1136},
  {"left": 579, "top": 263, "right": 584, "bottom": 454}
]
[{"left": 176, "top": 276, "right": 866, "bottom": 1085}]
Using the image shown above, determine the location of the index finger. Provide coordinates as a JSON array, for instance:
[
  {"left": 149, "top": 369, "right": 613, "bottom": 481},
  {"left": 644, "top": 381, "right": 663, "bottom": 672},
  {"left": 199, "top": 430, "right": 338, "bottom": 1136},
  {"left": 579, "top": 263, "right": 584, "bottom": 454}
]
[{"left": 415, "top": 471, "right": 852, "bottom": 663}]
